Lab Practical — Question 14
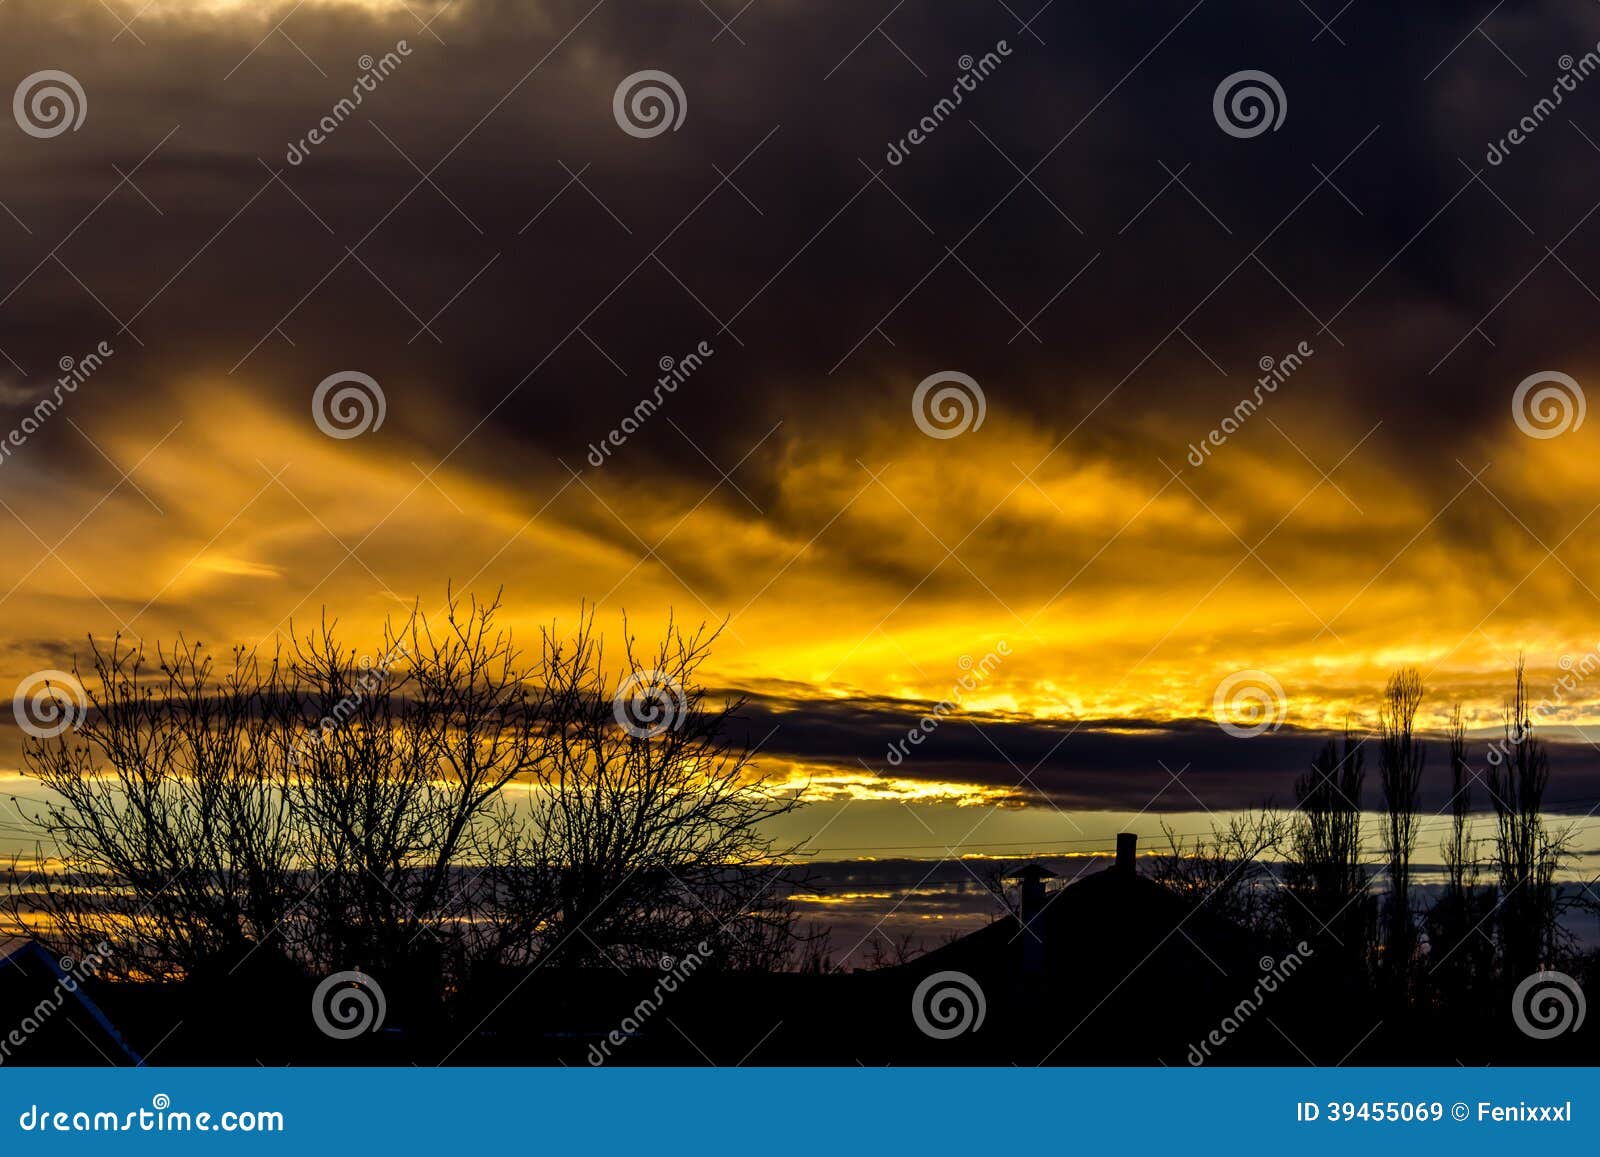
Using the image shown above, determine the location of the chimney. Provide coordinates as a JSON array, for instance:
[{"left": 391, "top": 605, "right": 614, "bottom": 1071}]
[
  {"left": 1005, "top": 864, "right": 1057, "bottom": 978},
  {"left": 1018, "top": 872, "right": 1046, "bottom": 924},
  {"left": 1116, "top": 832, "right": 1137, "bottom": 874}
]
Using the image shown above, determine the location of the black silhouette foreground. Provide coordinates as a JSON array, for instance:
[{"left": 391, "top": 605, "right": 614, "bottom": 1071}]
[{"left": 1, "top": 598, "right": 1595, "bottom": 1065}]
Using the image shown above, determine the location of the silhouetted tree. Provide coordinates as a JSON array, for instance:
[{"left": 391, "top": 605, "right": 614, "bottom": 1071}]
[
  {"left": 5, "top": 593, "right": 809, "bottom": 997},
  {"left": 1283, "top": 728, "right": 1373, "bottom": 972},
  {"left": 1153, "top": 810, "right": 1286, "bottom": 935},
  {"left": 483, "top": 611, "right": 805, "bottom": 971},
  {"left": 1488, "top": 659, "right": 1572, "bottom": 980},
  {"left": 7, "top": 637, "right": 300, "bottom": 980},
  {"left": 1441, "top": 704, "right": 1474, "bottom": 895},
  {"left": 1425, "top": 704, "right": 1495, "bottom": 1010},
  {"left": 1377, "top": 667, "right": 1425, "bottom": 992},
  {"left": 277, "top": 592, "right": 546, "bottom": 996}
]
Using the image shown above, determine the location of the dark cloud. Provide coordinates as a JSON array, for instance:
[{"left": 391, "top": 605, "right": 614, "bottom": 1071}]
[
  {"left": 729, "top": 685, "right": 1600, "bottom": 814},
  {"left": 3, "top": 0, "right": 1599, "bottom": 489}
]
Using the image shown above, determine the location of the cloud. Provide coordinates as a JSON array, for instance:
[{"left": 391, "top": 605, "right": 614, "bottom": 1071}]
[
  {"left": 3, "top": 0, "right": 1600, "bottom": 820},
  {"left": 729, "top": 685, "right": 1600, "bottom": 815}
]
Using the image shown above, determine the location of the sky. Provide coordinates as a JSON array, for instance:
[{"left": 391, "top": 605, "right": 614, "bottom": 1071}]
[{"left": 5, "top": 0, "right": 1600, "bottom": 862}]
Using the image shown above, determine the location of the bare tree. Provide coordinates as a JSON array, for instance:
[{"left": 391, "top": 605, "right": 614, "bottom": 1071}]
[
  {"left": 1488, "top": 659, "right": 1573, "bottom": 979},
  {"left": 4, "top": 594, "right": 547, "bottom": 989},
  {"left": 1425, "top": 702, "right": 1494, "bottom": 1007},
  {"left": 1284, "top": 728, "right": 1372, "bottom": 968},
  {"left": 1152, "top": 810, "right": 1286, "bottom": 935},
  {"left": 1377, "top": 667, "right": 1425, "bottom": 988},
  {"left": 6, "top": 637, "right": 301, "bottom": 980},
  {"left": 1441, "top": 704, "right": 1475, "bottom": 895},
  {"left": 486, "top": 611, "right": 806, "bottom": 970},
  {"left": 5, "top": 594, "right": 813, "bottom": 998},
  {"left": 278, "top": 591, "right": 546, "bottom": 991}
]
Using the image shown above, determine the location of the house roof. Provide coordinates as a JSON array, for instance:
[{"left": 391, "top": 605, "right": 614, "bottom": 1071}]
[{"left": 901, "top": 859, "right": 1264, "bottom": 1003}]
